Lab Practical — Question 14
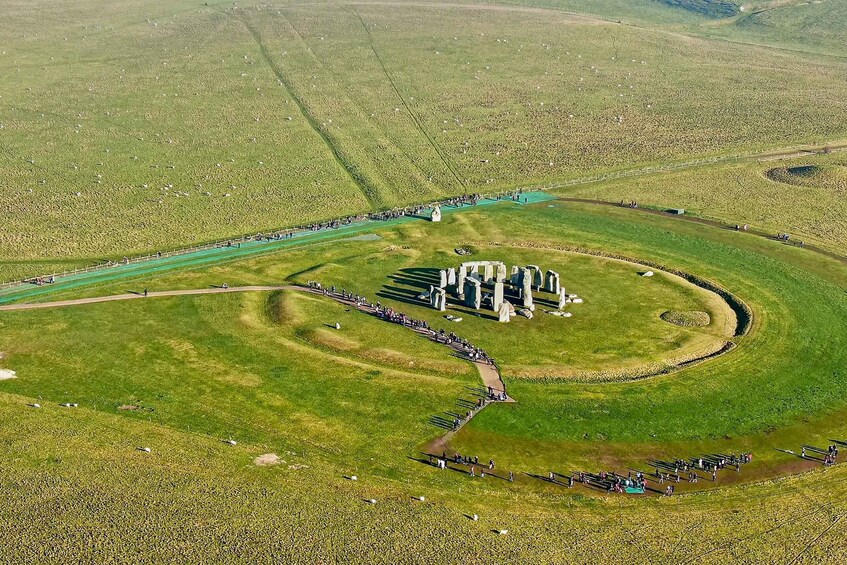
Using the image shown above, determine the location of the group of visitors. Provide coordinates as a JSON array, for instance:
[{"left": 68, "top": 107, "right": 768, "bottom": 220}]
[
  {"left": 26, "top": 275, "right": 55, "bottom": 286},
  {"left": 801, "top": 443, "right": 839, "bottom": 466},
  {"left": 430, "top": 452, "right": 510, "bottom": 480}
]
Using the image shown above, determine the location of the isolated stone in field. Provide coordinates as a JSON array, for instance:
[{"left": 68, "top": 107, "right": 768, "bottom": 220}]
[
  {"left": 224, "top": 439, "right": 237, "bottom": 446},
  {"left": 430, "top": 205, "right": 441, "bottom": 222},
  {"left": 0, "top": 369, "right": 16, "bottom": 380},
  {"left": 642, "top": 271, "right": 654, "bottom": 277},
  {"left": 138, "top": 447, "right": 151, "bottom": 453}
]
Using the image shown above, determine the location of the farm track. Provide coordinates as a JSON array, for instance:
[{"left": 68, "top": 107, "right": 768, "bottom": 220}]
[
  {"left": 229, "top": 12, "right": 383, "bottom": 209},
  {"left": 350, "top": 7, "right": 466, "bottom": 191}
]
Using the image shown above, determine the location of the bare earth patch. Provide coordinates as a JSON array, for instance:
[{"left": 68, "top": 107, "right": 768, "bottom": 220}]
[
  {"left": 661, "top": 310, "right": 711, "bottom": 327},
  {"left": 254, "top": 453, "right": 283, "bottom": 466}
]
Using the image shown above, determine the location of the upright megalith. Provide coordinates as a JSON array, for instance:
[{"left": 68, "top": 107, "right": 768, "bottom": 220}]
[
  {"left": 544, "top": 270, "right": 560, "bottom": 294},
  {"left": 469, "top": 263, "right": 481, "bottom": 281},
  {"left": 430, "top": 206, "right": 442, "bottom": 222},
  {"left": 439, "top": 269, "right": 448, "bottom": 289},
  {"left": 496, "top": 263, "right": 507, "bottom": 283},
  {"left": 492, "top": 281, "right": 504, "bottom": 311},
  {"left": 464, "top": 278, "right": 482, "bottom": 309},
  {"left": 527, "top": 265, "right": 543, "bottom": 289},
  {"left": 483, "top": 263, "right": 494, "bottom": 284},
  {"left": 520, "top": 268, "right": 533, "bottom": 308},
  {"left": 558, "top": 288, "right": 567, "bottom": 310},
  {"left": 498, "top": 300, "right": 511, "bottom": 323},
  {"left": 457, "top": 265, "right": 467, "bottom": 296},
  {"left": 447, "top": 268, "right": 457, "bottom": 286},
  {"left": 433, "top": 288, "right": 447, "bottom": 311},
  {"left": 510, "top": 265, "right": 520, "bottom": 285}
]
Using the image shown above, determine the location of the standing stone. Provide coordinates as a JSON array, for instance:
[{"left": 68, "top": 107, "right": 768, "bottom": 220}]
[
  {"left": 527, "top": 265, "right": 543, "bottom": 289},
  {"left": 429, "top": 285, "right": 439, "bottom": 309},
  {"left": 464, "top": 278, "right": 482, "bottom": 310},
  {"left": 434, "top": 288, "right": 447, "bottom": 311},
  {"left": 498, "top": 300, "right": 511, "bottom": 323},
  {"left": 558, "top": 288, "right": 567, "bottom": 310},
  {"left": 469, "top": 263, "right": 481, "bottom": 281},
  {"left": 483, "top": 263, "right": 494, "bottom": 284},
  {"left": 496, "top": 263, "right": 507, "bottom": 283},
  {"left": 510, "top": 265, "right": 520, "bottom": 285},
  {"left": 430, "top": 206, "right": 441, "bottom": 222},
  {"left": 544, "top": 270, "right": 560, "bottom": 294},
  {"left": 439, "top": 269, "right": 448, "bottom": 289},
  {"left": 457, "top": 265, "right": 467, "bottom": 296},
  {"left": 521, "top": 268, "right": 533, "bottom": 309},
  {"left": 447, "top": 267, "right": 457, "bottom": 286},
  {"left": 492, "top": 281, "right": 504, "bottom": 311}
]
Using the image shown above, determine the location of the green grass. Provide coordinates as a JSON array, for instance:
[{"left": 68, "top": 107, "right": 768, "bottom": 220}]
[
  {"left": 3, "top": 0, "right": 847, "bottom": 559},
  {"left": 1, "top": 200, "right": 847, "bottom": 559},
  {"left": 560, "top": 151, "right": 847, "bottom": 253},
  {"left": 2, "top": 0, "right": 847, "bottom": 279}
]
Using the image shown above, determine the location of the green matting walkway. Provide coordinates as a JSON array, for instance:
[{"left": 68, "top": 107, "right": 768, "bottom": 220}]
[{"left": 0, "top": 191, "right": 555, "bottom": 305}]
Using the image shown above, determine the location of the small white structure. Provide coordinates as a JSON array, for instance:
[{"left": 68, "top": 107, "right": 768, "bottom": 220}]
[{"left": 430, "top": 206, "right": 442, "bottom": 222}]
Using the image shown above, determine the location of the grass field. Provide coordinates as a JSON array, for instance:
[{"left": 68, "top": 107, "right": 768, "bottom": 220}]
[
  {"left": 560, "top": 151, "right": 847, "bottom": 252},
  {"left": 2, "top": 198, "right": 846, "bottom": 559},
  {"left": 2, "top": 0, "right": 847, "bottom": 279},
  {"left": 3, "top": 0, "right": 847, "bottom": 560}
]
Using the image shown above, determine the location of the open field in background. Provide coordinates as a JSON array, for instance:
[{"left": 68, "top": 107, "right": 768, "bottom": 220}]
[
  {"left": 2, "top": 0, "right": 847, "bottom": 279},
  {"left": 1, "top": 200, "right": 847, "bottom": 560},
  {"left": 560, "top": 151, "right": 847, "bottom": 252}
]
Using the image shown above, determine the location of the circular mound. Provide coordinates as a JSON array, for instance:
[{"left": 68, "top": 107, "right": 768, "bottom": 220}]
[
  {"left": 765, "top": 164, "right": 847, "bottom": 188},
  {"left": 661, "top": 310, "right": 711, "bottom": 327}
]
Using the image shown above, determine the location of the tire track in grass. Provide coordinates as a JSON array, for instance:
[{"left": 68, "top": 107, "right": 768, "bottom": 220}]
[
  {"left": 228, "top": 12, "right": 383, "bottom": 209},
  {"left": 350, "top": 7, "right": 467, "bottom": 191}
]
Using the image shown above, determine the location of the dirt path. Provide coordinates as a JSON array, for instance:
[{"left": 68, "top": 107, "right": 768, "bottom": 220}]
[
  {"left": 0, "top": 286, "right": 292, "bottom": 311},
  {"left": 0, "top": 283, "right": 511, "bottom": 402}
]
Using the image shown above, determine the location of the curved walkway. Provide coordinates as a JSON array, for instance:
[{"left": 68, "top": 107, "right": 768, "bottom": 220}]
[{"left": 0, "top": 282, "right": 511, "bottom": 401}]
